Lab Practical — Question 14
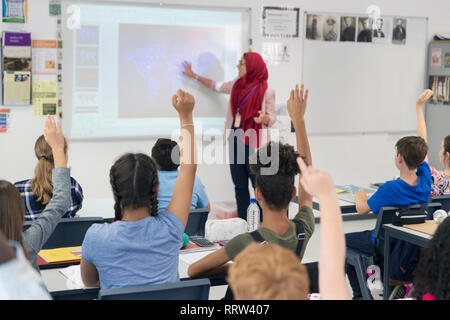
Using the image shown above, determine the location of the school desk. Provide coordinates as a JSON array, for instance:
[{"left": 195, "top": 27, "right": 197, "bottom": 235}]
[
  {"left": 382, "top": 222, "right": 435, "bottom": 300},
  {"left": 40, "top": 246, "right": 226, "bottom": 299}
]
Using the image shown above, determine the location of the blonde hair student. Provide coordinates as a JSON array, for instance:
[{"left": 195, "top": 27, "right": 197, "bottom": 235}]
[
  {"left": 14, "top": 134, "right": 83, "bottom": 221},
  {"left": 0, "top": 116, "right": 72, "bottom": 270},
  {"left": 227, "top": 243, "right": 310, "bottom": 300}
]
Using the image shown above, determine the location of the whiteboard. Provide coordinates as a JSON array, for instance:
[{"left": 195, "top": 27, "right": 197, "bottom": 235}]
[
  {"left": 301, "top": 13, "right": 428, "bottom": 134},
  {"left": 61, "top": 1, "right": 251, "bottom": 140}
]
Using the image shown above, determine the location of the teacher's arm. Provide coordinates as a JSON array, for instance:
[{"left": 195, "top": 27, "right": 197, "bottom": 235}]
[
  {"left": 182, "top": 61, "right": 235, "bottom": 94},
  {"left": 182, "top": 61, "right": 213, "bottom": 89}
]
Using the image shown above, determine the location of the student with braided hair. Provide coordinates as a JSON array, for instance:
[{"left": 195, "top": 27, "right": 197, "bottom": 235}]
[{"left": 80, "top": 90, "right": 197, "bottom": 289}]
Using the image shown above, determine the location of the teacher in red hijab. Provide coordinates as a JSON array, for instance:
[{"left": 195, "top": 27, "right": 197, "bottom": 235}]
[{"left": 182, "top": 52, "right": 276, "bottom": 220}]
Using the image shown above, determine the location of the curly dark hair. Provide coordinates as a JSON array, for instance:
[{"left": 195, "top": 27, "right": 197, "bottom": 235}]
[
  {"left": 110, "top": 153, "right": 159, "bottom": 221},
  {"left": 413, "top": 217, "right": 450, "bottom": 299},
  {"left": 249, "top": 142, "right": 300, "bottom": 211}
]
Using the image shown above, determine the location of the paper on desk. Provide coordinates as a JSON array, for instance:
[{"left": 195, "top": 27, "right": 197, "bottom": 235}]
[
  {"left": 58, "top": 265, "right": 84, "bottom": 288},
  {"left": 179, "top": 248, "right": 219, "bottom": 265}
]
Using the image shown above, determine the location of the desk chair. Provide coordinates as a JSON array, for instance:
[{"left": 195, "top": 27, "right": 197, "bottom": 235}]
[
  {"left": 345, "top": 202, "right": 442, "bottom": 300},
  {"left": 23, "top": 217, "right": 104, "bottom": 249},
  {"left": 184, "top": 208, "right": 209, "bottom": 237},
  {"left": 430, "top": 194, "right": 450, "bottom": 212},
  {"left": 98, "top": 278, "right": 211, "bottom": 300}
]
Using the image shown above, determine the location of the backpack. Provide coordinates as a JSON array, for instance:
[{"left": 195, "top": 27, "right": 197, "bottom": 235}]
[{"left": 222, "top": 221, "right": 319, "bottom": 299}]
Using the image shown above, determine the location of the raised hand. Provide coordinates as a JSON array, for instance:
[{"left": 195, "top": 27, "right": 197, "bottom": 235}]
[
  {"left": 43, "top": 115, "right": 65, "bottom": 151},
  {"left": 297, "top": 157, "right": 335, "bottom": 198},
  {"left": 43, "top": 115, "right": 67, "bottom": 168},
  {"left": 287, "top": 84, "right": 309, "bottom": 123},
  {"left": 416, "top": 89, "right": 433, "bottom": 107},
  {"left": 182, "top": 61, "right": 196, "bottom": 79},
  {"left": 355, "top": 189, "right": 369, "bottom": 204},
  {"left": 172, "top": 89, "right": 195, "bottom": 120}
]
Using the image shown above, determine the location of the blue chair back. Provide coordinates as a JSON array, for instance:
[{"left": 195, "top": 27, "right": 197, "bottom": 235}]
[
  {"left": 98, "top": 278, "right": 211, "bottom": 300},
  {"left": 184, "top": 208, "right": 209, "bottom": 237},
  {"left": 24, "top": 217, "right": 104, "bottom": 249},
  {"left": 430, "top": 194, "right": 450, "bottom": 212}
]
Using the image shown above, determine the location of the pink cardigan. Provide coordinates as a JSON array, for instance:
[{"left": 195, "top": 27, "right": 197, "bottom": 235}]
[{"left": 210, "top": 79, "right": 276, "bottom": 148}]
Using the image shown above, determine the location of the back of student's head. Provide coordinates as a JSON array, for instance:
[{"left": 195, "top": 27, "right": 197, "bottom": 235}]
[
  {"left": 227, "top": 243, "right": 309, "bottom": 300},
  {"left": 32, "top": 134, "right": 68, "bottom": 205},
  {"left": 0, "top": 180, "right": 27, "bottom": 257},
  {"left": 395, "top": 136, "right": 428, "bottom": 170},
  {"left": 249, "top": 142, "right": 300, "bottom": 211},
  {"left": 151, "top": 138, "right": 180, "bottom": 171},
  {"left": 413, "top": 217, "right": 450, "bottom": 299},
  {"left": 110, "top": 153, "right": 159, "bottom": 221}
]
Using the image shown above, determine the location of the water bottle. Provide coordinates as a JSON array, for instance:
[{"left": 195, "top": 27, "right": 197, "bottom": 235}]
[
  {"left": 247, "top": 198, "right": 260, "bottom": 232},
  {"left": 433, "top": 209, "right": 449, "bottom": 223}
]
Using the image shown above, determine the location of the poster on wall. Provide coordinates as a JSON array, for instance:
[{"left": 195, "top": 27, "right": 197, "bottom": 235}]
[
  {"left": 262, "top": 6, "right": 300, "bottom": 38},
  {"left": 357, "top": 17, "right": 372, "bottom": 42},
  {"left": 322, "top": 16, "right": 338, "bottom": 41},
  {"left": 2, "top": 0, "right": 27, "bottom": 23},
  {"left": 0, "top": 109, "right": 10, "bottom": 133},
  {"left": 261, "top": 42, "right": 290, "bottom": 66},
  {"left": 32, "top": 40, "right": 57, "bottom": 77},
  {"left": 392, "top": 18, "right": 407, "bottom": 45},
  {"left": 2, "top": 31, "right": 32, "bottom": 105},
  {"left": 340, "top": 16, "right": 356, "bottom": 42},
  {"left": 372, "top": 17, "right": 391, "bottom": 44},
  {"left": 49, "top": 0, "right": 61, "bottom": 16},
  {"left": 305, "top": 14, "right": 322, "bottom": 40},
  {"left": 32, "top": 82, "right": 58, "bottom": 116},
  {"left": 431, "top": 48, "right": 442, "bottom": 69}
]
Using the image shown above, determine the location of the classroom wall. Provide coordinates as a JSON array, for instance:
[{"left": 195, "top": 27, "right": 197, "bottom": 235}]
[{"left": 1, "top": 0, "right": 449, "bottom": 213}]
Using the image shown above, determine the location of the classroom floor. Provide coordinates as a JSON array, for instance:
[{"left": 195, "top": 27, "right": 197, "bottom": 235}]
[{"left": 207, "top": 203, "right": 377, "bottom": 299}]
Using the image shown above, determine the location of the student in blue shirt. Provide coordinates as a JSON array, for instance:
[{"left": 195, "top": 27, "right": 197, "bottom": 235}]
[
  {"left": 151, "top": 138, "right": 210, "bottom": 213},
  {"left": 80, "top": 90, "right": 198, "bottom": 289},
  {"left": 345, "top": 136, "right": 431, "bottom": 299}
]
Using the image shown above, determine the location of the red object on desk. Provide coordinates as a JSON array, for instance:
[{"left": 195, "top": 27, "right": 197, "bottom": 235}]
[
  {"left": 37, "top": 254, "right": 80, "bottom": 267},
  {"left": 181, "top": 242, "right": 202, "bottom": 251}
]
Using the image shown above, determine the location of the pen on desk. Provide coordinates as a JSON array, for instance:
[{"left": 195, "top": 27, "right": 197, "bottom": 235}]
[{"left": 218, "top": 241, "right": 225, "bottom": 246}]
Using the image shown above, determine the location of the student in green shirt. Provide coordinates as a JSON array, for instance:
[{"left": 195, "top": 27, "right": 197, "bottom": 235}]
[{"left": 187, "top": 84, "right": 315, "bottom": 278}]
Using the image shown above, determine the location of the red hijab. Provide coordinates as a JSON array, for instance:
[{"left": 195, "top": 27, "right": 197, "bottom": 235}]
[{"left": 230, "top": 52, "right": 268, "bottom": 148}]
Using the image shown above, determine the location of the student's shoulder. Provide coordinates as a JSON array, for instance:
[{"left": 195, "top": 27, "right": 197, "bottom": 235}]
[
  {"left": 69, "top": 176, "right": 83, "bottom": 187},
  {"left": 417, "top": 161, "right": 431, "bottom": 176},
  {"left": 14, "top": 179, "right": 31, "bottom": 191},
  {"left": 293, "top": 205, "right": 314, "bottom": 222},
  {"left": 292, "top": 205, "right": 315, "bottom": 236},
  {"left": 157, "top": 209, "right": 185, "bottom": 233},
  {"left": 224, "top": 233, "right": 254, "bottom": 260}
]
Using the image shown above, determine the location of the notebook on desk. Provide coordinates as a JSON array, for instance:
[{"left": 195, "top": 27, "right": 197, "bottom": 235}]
[
  {"left": 335, "top": 185, "right": 376, "bottom": 204},
  {"left": 38, "top": 246, "right": 82, "bottom": 264}
]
